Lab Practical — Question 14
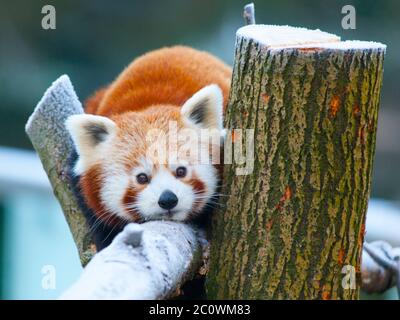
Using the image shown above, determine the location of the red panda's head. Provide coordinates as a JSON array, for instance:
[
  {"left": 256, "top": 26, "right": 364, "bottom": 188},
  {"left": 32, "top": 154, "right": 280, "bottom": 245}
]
[{"left": 66, "top": 85, "right": 224, "bottom": 224}]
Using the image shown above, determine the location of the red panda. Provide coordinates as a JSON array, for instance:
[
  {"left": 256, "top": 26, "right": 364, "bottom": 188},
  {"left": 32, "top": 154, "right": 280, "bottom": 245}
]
[{"left": 65, "top": 46, "right": 231, "bottom": 249}]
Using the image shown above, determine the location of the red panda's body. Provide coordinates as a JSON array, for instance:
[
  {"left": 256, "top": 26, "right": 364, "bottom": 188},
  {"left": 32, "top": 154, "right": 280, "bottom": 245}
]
[
  {"left": 85, "top": 46, "right": 231, "bottom": 116},
  {"left": 66, "top": 46, "right": 231, "bottom": 249}
]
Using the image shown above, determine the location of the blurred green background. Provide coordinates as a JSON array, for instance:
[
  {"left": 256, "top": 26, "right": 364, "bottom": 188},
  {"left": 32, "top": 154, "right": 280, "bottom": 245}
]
[
  {"left": 1, "top": 0, "right": 400, "bottom": 198},
  {"left": 0, "top": 0, "right": 399, "bottom": 299}
]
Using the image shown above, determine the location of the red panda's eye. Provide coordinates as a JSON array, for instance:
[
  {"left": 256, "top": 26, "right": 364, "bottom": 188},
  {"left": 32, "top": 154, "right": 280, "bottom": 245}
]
[
  {"left": 176, "top": 166, "right": 187, "bottom": 178},
  {"left": 136, "top": 173, "right": 149, "bottom": 184}
]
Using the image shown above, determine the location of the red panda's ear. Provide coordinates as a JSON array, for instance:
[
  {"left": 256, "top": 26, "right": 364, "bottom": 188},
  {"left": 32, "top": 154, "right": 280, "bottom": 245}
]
[
  {"left": 65, "top": 114, "right": 116, "bottom": 173},
  {"left": 181, "top": 84, "right": 223, "bottom": 131}
]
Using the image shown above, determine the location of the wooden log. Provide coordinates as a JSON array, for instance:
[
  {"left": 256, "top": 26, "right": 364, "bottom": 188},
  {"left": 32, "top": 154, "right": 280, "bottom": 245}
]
[{"left": 206, "top": 25, "right": 386, "bottom": 299}]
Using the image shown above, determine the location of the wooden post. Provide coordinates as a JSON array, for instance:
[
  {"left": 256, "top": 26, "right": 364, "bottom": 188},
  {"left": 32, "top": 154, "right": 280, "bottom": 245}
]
[{"left": 206, "top": 25, "right": 386, "bottom": 299}]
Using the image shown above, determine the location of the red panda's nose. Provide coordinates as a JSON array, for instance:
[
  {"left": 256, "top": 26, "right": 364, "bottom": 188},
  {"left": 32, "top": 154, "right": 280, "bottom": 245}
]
[{"left": 158, "top": 190, "right": 178, "bottom": 210}]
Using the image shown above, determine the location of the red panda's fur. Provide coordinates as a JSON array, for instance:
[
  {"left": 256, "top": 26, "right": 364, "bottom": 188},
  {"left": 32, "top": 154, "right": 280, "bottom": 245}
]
[
  {"left": 85, "top": 46, "right": 231, "bottom": 116},
  {"left": 70, "top": 46, "right": 231, "bottom": 248}
]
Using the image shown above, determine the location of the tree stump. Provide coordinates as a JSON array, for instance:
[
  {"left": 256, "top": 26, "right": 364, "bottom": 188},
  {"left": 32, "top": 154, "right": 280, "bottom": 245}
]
[{"left": 207, "top": 25, "right": 386, "bottom": 299}]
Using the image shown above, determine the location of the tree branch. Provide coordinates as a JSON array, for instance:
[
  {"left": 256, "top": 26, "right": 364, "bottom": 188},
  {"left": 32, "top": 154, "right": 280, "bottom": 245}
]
[
  {"left": 362, "top": 241, "right": 400, "bottom": 298},
  {"left": 60, "top": 222, "right": 204, "bottom": 300},
  {"left": 243, "top": 3, "right": 255, "bottom": 25},
  {"left": 25, "top": 75, "right": 94, "bottom": 265}
]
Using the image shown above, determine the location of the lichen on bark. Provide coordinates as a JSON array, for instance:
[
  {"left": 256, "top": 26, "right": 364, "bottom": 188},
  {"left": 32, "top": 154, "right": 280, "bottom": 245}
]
[{"left": 207, "top": 29, "right": 386, "bottom": 300}]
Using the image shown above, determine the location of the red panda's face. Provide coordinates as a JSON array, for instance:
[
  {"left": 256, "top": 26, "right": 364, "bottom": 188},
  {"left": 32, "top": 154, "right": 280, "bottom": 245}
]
[{"left": 66, "top": 85, "right": 224, "bottom": 224}]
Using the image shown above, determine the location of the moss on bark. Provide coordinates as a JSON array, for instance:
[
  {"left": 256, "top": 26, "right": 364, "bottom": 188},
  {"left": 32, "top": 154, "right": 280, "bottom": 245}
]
[{"left": 207, "top": 33, "right": 385, "bottom": 299}]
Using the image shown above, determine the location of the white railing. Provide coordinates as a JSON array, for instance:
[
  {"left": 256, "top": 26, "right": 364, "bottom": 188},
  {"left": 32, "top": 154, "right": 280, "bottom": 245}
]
[{"left": 0, "top": 146, "right": 51, "bottom": 193}]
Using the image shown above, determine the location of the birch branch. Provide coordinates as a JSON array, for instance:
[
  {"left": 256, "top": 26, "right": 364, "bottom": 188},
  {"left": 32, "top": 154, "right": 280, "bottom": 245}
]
[{"left": 60, "top": 222, "right": 204, "bottom": 300}]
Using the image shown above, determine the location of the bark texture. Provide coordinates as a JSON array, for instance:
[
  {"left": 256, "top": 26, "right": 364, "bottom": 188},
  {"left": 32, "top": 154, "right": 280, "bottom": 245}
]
[
  {"left": 207, "top": 28, "right": 386, "bottom": 299},
  {"left": 25, "top": 75, "right": 95, "bottom": 265}
]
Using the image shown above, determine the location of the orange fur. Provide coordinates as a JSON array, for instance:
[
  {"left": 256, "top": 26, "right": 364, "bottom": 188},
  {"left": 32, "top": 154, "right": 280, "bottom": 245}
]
[
  {"left": 84, "top": 87, "right": 108, "bottom": 114},
  {"left": 79, "top": 165, "right": 120, "bottom": 226},
  {"left": 122, "top": 187, "right": 141, "bottom": 221},
  {"left": 85, "top": 46, "right": 231, "bottom": 116}
]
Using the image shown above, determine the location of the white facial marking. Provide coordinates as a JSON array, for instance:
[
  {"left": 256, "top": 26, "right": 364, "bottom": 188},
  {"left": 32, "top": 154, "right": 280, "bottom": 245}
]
[
  {"left": 135, "top": 168, "right": 192, "bottom": 221},
  {"left": 100, "top": 166, "right": 131, "bottom": 221},
  {"left": 95, "top": 155, "right": 217, "bottom": 223},
  {"left": 132, "top": 157, "right": 153, "bottom": 178}
]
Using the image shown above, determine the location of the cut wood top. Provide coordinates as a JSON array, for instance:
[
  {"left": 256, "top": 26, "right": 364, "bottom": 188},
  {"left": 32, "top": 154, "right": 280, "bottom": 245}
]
[{"left": 237, "top": 25, "right": 386, "bottom": 51}]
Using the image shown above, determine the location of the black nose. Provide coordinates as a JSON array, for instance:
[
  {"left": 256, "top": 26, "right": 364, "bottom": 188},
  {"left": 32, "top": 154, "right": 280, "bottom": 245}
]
[{"left": 158, "top": 190, "right": 178, "bottom": 210}]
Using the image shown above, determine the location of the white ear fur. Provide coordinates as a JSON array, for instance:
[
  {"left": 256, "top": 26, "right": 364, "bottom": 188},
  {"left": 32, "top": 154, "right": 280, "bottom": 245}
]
[
  {"left": 181, "top": 84, "right": 223, "bottom": 130},
  {"left": 65, "top": 114, "right": 116, "bottom": 174}
]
